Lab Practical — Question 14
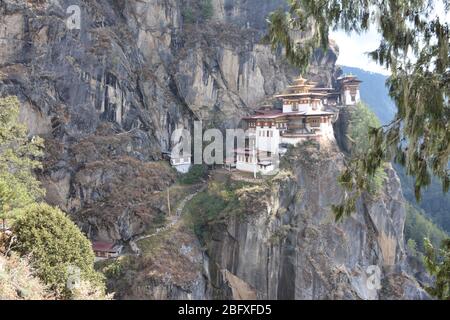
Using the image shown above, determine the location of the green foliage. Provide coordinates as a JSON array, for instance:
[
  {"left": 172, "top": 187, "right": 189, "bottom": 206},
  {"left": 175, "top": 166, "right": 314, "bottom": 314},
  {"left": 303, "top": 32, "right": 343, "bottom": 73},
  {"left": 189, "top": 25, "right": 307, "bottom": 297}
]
[
  {"left": 350, "top": 65, "right": 450, "bottom": 234},
  {"left": 423, "top": 238, "right": 450, "bottom": 300},
  {"left": 267, "top": 0, "right": 449, "bottom": 212},
  {"left": 100, "top": 258, "right": 125, "bottom": 280},
  {"left": 404, "top": 203, "right": 448, "bottom": 255},
  {"left": 185, "top": 179, "right": 246, "bottom": 243},
  {"left": 182, "top": 0, "right": 214, "bottom": 24},
  {"left": 13, "top": 203, "right": 105, "bottom": 298},
  {"left": 182, "top": 7, "right": 196, "bottom": 24},
  {"left": 187, "top": 192, "right": 227, "bottom": 240},
  {"left": 407, "top": 239, "right": 418, "bottom": 257},
  {"left": 179, "top": 165, "right": 208, "bottom": 185},
  {"left": 396, "top": 163, "right": 450, "bottom": 234},
  {"left": 348, "top": 102, "right": 387, "bottom": 193},
  {"left": 348, "top": 102, "right": 381, "bottom": 154},
  {"left": 333, "top": 102, "right": 388, "bottom": 221},
  {"left": 0, "top": 97, "right": 45, "bottom": 226},
  {"left": 342, "top": 66, "right": 397, "bottom": 125},
  {"left": 200, "top": 0, "right": 214, "bottom": 20}
]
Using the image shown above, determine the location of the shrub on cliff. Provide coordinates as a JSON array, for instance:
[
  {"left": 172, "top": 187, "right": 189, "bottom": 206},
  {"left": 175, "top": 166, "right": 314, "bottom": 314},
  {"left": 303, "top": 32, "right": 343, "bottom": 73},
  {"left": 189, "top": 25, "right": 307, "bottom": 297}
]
[
  {"left": 423, "top": 238, "right": 450, "bottom": 300},
  {"left": 200, "top": 0, "right": 214, "bottom": 20},
  {"left": 13, "top": 203, "right": 106, "bottom": 299},
  {"left": 0, "top": 96, "right": 45, "bottom": 229},
  {"left": 404, "top": 203, "right": 448, "bottom": 256},
  {"left": 182, "top": 0, "right": 214, "bottom": 24},
  {"left": 185, "top": 179, "right": 249, "bottom": 243},
  {"left": 333, "top": 102, "right": 388, "bottom": 220},
  {"left": 0, "top": 254, "right": 49, "bottom": 300},
  {"left": 179, "top": 165, "right": 208, "bottom": 185},
  {"left": 347, "top": 103, "right": 388, "bottom": 193}
]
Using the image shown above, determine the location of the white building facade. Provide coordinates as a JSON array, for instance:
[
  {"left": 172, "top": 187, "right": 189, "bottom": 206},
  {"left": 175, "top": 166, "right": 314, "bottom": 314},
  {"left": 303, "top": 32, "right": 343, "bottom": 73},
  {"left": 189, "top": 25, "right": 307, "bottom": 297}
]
[{"left": 235, "top": 75, "right": 361, "bottom": 175}]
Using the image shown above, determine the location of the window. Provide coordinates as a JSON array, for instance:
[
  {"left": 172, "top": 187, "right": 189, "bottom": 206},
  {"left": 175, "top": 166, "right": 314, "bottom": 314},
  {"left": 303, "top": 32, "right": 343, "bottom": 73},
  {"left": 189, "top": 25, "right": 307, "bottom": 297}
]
[
  {"left": 309, "top": 118, "right": 321, "bottom": 127},
  {"left": 246, "top": 156, "right": 249, "bottom": 163},
  {"left": 351, "top": 95, "right": 356, "bottom": 102}
]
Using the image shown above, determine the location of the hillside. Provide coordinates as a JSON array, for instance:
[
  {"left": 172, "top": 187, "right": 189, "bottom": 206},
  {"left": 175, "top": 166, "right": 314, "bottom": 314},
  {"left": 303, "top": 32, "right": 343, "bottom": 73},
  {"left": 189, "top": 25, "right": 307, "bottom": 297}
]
[
  {"left": 0, "top": 254, "right": 49, "bottom": 300},
  {"left": 341, "top": 66, "right": 450, "bottom": 234},
  {"left": 341, "top": 66, "right": 396, "bottom": 125}
]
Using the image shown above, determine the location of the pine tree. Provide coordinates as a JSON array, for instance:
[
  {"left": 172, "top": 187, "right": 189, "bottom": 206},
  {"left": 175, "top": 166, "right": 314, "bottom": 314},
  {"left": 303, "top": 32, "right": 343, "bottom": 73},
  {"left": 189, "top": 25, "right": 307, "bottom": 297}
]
[
  {"left": 266, "top": 0, "right": 449, "bottom": 219},
  {"left": 0, "top": 96, "right": 45, "bottom": 229},
  {"left": 423, "top": 238, "right": 450, "bottom": 299},
  {"left": 13, "top": 203, "right": 106, "bottom": 299}
]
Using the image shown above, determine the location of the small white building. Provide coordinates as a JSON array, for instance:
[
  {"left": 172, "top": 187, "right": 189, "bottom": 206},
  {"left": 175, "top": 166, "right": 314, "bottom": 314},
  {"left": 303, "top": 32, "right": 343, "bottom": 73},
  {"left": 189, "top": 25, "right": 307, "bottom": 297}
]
[
  {"left": 337, "top": 74, "right": 362, "bottom": 106},
  {"left": 170, "top": 154, "right": 192, "bottom": 173},
  {"left": 235, "top": 148, "right": 277, "bottom": 175}
]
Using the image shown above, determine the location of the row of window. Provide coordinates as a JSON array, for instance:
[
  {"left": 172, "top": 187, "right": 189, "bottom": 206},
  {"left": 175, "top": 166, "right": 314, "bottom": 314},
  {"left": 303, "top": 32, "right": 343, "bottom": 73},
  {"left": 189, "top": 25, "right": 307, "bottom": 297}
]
[
  {"left": 171, "top": 157, "right": 191, "bottom": 165},
  {"left": 238, "top": 155, "right": 254, "bottom": 163},
  {"left": 249, "top": 122, "right": 288, "bottom": 129},
  {"left": 237, "top": 150, "right": 273, "bottom": 164},
  {"left": 285, "top": 100, "right": 322, "bottom": 105},
  {"left": 259, "top": 130, "right": 274, "bottom": 137}
]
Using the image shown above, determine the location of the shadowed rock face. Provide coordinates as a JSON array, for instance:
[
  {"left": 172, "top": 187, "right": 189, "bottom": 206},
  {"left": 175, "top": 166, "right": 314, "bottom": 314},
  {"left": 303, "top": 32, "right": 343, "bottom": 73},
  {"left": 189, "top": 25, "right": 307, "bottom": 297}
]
[
  {"left": 0, "top": 0, "right": 337, "bottom": 240},
  {"left": 0, "top": 0, "right": 425, "bottom": 300},
  {"left": 205, "top": 144, "right": 428, "bottom": 300},
  {"left": 0, "top": 0, "right": 336, "bottom": 239}
]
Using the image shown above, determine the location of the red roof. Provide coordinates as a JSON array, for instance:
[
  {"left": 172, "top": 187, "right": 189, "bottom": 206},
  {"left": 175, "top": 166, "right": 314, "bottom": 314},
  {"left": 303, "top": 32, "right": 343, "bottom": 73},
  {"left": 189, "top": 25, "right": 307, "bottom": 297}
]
[
  {"left": 242, "top": 110, "right": 285, "bottom": 120},
  {"left": 92, "top": 241, "right": 116, "bottom": 252},
  {"left": 243, "top": 110, "right": 334, "bottom": 120},
  {"left": 243, "top": 109, "right": 283, "bottom": 120}
]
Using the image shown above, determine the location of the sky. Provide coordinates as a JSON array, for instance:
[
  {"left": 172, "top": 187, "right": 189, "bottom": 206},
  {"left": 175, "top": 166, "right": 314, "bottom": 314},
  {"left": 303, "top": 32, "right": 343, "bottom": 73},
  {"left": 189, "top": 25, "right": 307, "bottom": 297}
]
[
  {"left": 330, "top": 1, "right": 450, "bottom": 76},
  {"left": 330, "top": 28, "right": 390, "bottom": 75}
]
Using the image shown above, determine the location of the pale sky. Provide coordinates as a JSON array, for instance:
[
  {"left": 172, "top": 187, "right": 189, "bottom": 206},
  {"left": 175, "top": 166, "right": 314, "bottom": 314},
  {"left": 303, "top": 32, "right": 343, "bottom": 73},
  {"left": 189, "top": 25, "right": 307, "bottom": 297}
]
[
  {"left": 330, "top": 1, "right": 449, "bottom": 76},
  {"left": 331, "top": 28, "right": 390, "bottom": 75}
]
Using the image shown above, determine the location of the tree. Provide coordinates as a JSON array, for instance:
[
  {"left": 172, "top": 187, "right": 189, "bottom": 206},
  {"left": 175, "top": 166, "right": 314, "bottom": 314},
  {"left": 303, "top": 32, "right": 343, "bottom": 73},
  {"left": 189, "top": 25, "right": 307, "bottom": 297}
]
[
  {"left": 200, "top": 0, "right": 214, "bottom": 20},
  {"left": 0, "top": 96, "right": 45, "bottom": 229},
  {"left": 179, "top": 164, "right": 208, "bottom": 185},
  {"left": 407, "top": 238, "right": 418, "bottom": 257},
  {"left": 333, "top": 102, "right": 387, "bottom": 220},
  {"left": 13, "top": 203, "right": 106, "bottom": 299},
  {"left": 423, "top": 238, "right": 450, "bottom": 299},
  {"left": 404, "top": 203, "right": 448, "bottom": 254},
  {"left": 266, "top": 0, "right": 449, "bottom": 219}
]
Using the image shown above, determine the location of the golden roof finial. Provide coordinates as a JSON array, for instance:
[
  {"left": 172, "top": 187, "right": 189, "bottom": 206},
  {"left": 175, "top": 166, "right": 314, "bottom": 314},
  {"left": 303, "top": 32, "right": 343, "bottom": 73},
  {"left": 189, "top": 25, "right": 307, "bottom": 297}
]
[{"left": 293, "top": 74, "right": 308, "bottom": 85}]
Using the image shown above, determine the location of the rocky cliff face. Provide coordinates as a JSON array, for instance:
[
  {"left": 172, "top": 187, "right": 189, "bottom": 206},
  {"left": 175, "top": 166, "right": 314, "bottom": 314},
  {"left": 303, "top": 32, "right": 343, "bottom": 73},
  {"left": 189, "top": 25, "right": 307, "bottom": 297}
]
[
  {"left": 203, "top": 143, "right": 427, "bottom": 300},
  {"left": 0, "top": 0, "right": 424, "bottom": 300},
  {"left": 0, "top": 0, "right": 337, "bottom": 240}
]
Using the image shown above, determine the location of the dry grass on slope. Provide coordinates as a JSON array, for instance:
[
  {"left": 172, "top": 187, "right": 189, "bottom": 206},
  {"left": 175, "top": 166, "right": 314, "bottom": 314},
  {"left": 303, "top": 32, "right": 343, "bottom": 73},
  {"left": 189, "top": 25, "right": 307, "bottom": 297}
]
[{"left": 0, "top": 254, "right": 50, "bottom": 300}]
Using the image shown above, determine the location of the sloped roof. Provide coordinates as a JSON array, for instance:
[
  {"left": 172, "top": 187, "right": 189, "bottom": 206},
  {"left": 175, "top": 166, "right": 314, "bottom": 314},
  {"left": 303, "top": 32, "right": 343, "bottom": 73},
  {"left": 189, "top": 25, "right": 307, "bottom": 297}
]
[{"left": 92, "top": 241, "right": 118, "bottom": 252}]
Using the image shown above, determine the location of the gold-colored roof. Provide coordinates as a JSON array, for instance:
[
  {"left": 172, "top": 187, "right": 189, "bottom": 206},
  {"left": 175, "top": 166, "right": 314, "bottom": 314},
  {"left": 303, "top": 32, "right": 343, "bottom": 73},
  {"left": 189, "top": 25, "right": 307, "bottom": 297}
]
[
  {"left": 277, "top": 75, "right": 320, "bottom": 97},
  {"left": 292, "top": 75, "right": 308, "bottom": 85}
]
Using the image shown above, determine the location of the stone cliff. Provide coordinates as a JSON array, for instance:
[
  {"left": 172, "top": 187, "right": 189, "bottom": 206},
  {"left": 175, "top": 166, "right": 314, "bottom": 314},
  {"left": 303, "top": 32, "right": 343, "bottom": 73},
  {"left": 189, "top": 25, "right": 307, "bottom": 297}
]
[
  {"left": 0, "top": 0, "right": 337, "bottom": 240},
  {"left": 0, "top": 0, "right": 425, "bottom": 299},
  {"left": 202, "top": 143, "right": 427, "bottom": 299}
]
